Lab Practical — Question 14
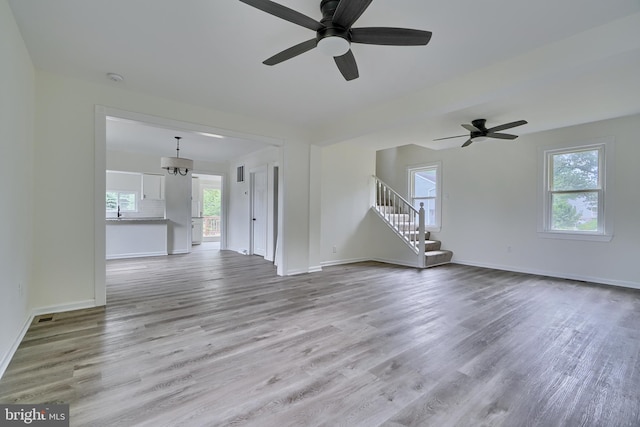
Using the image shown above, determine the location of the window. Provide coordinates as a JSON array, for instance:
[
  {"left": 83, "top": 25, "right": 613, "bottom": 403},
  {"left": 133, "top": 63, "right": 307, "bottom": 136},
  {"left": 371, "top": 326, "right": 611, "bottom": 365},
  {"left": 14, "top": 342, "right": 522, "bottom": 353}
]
[
  {"left": 106, "top": 191, "right": 138, "bottom": 213},
  {"left": 409, "top": 162, "right": 441, "bottom": 231},
  {"left": 540, "top": 139, "right": 613, "bottom": 241}
]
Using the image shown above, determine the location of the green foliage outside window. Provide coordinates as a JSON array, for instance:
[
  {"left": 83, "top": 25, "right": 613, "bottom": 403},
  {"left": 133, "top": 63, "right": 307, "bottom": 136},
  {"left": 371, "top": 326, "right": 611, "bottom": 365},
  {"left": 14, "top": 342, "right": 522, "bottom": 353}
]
[
  {"left": 550, "top": 149, "right": 599, "bottom": 231},
  {"left": 203, "top": 188, "right": 221, "bottom": 216},
  {"left": 106, "top": 191, "right": 137, "bottom": 212},
  {"left": 552, "top": 194, "right": 582, "bottom": 230}
]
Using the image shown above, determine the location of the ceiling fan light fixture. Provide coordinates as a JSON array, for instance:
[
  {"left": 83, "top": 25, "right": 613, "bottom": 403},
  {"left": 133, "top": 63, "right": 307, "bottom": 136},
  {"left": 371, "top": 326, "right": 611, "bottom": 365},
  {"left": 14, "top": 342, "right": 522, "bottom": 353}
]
[
  {"left": 317, "top": 36, "right": 350, "bottom": 57},
  {"left": 473, "top": 136, "right": 488, "bottom": 142}
]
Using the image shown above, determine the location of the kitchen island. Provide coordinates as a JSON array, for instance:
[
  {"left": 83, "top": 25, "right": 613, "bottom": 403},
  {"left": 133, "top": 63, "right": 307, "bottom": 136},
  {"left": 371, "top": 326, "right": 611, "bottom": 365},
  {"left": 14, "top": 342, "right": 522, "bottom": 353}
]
[{"left": 106, "top": 218, "right": 168, "bottom": 259}]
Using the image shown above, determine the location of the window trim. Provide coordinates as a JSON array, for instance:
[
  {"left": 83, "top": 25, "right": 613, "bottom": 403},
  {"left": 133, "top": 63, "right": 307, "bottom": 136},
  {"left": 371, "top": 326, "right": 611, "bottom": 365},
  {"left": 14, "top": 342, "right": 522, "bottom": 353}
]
[
  {"left": 106, "top": 190, "right": 139, "bottom": 213},
  {"left": 408, "top": 161, "right": 442, "bottom": 232},
  {"left": 538, "top": 137, "right": 614, "bottom": 242}
]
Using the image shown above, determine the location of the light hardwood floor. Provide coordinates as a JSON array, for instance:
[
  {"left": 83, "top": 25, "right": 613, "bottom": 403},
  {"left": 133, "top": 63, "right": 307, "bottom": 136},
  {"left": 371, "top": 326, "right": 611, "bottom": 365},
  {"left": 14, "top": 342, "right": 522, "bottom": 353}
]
[{"left": 1, "top": 248, "right": 639, "bottom": 426}]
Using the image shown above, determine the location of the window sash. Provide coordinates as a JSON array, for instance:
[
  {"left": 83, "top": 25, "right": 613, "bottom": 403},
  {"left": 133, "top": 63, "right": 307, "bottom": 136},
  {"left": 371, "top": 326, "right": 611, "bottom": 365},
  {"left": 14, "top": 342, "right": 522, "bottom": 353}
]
[
  {"left": 106, "top": 191, "right": 138, "bottom": 212},
  {"left": 408, "top": 163, "right": 441, "bottom": 231},
  {"left": 548, "top": 190, "right": 602, "bottom": 233},
  {"left": 547, "top": 147, "right": 602, "bottom": 192},
  {"left": 543, "top": 144, "right": 604, "bottom": 235}
]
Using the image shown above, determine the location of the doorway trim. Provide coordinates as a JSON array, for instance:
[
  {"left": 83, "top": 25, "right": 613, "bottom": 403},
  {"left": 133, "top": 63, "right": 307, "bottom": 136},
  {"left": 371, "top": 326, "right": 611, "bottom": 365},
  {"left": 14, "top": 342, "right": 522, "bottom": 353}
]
[
  {"left": 249, "top": 165, "right": 268, "bottom": 257},
  {"left": 94, "top": 105, "right": 284, "bottom": 306}
]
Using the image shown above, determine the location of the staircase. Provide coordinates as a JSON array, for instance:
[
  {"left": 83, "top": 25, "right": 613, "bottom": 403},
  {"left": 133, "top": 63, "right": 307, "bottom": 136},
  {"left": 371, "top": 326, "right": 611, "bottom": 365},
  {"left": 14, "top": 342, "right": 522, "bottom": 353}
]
[{"left": 373, "top": 176, "right": 453, "bottom": 268}]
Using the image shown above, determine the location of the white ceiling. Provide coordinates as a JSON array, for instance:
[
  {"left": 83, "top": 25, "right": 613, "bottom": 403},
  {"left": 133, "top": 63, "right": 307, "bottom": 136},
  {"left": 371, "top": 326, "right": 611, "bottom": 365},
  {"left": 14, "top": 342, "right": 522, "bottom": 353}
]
[
  {"left": 9, "top": 0, "right": 640, "bottom": 155},
  {"left": 106, "top": 116, "right": 272, "bottom": 163}
]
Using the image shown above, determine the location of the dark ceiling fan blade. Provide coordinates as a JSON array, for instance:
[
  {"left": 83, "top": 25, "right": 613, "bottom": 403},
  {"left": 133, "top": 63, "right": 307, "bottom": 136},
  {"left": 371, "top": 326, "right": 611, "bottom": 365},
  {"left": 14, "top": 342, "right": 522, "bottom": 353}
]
[
  {"left": 238, "top": 0, "right": 324, "bottom": 31},
  {"left": 461, "top": 138, "right": 474, "bottom": 148},
  {"left": 334, "top": 50, "right": 359, "bottom": 81},
  {"left": 461, "top": 124, "right": 480, "bottom": 132},
  {"left": 333, "top": 0, "right": 373, "bottom": 29},
  {"left": 433, "top": 134, "right": 468, "bottom": 141},
  {"left": 486, "top": 120, "right": 528, "bottom": 133},
  {"left": 351, "top": 28, "right": 432, "bottom": 46},
  {"left": 486, "top": 133, "right": 518, "bottom": 140},
  {"left": 263, "top": 39, "right": 318, "bottom": 65}
]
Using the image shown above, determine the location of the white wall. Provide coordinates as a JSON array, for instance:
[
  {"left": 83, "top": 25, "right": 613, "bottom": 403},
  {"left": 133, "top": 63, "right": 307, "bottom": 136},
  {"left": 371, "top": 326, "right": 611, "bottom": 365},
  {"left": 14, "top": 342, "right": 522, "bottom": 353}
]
[
  {"left": 377, "top": 114, "right": 640, "bottom": 289},
  {"left": 320, "top": 142, "right": 377, "bottom": 266},
  {"left": 30, "top": 68, "right": 312, "bottom": 310},
  {"left": 308, "top": 145, "right": 322, "bottom": 272},
  {"left": 165, "top": 172, "right": 192, "bottom": 254},
  {"left": 227, "top": 147, "right": 281, "bottom": 261},
  {"left": 107, "top": 150, "right": 228, "bottom": 177},
  {"left": 367, "top": 209, "right": 423, "bottom": 268},
  {"left": 281, "top": 142, "right": 311, "bottom": 274},
  {"left": 0, "top": 0, "right": 35, "bottom": 375},
  {"left": 106, "top": 170, "right": 142, "bottom": 191}
]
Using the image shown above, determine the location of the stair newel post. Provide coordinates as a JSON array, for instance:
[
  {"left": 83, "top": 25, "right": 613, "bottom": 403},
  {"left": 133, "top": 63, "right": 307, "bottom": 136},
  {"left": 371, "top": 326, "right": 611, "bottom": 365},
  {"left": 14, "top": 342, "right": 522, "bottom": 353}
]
[{"left": 418, "top": 202, "right": 426, "bottom": 268}]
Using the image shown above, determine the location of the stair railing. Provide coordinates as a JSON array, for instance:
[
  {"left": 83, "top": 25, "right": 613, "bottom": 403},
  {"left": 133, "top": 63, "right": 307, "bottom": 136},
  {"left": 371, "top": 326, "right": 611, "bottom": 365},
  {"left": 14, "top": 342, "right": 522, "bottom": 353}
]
[{"left": 372, "top": 176, "right": 426, "bottom": 267}]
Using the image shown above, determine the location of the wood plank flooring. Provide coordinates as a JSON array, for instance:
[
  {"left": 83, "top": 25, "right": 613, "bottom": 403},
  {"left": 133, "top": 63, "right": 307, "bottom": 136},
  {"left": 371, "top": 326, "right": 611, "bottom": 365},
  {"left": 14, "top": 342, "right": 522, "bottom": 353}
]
[{"left": 1, "top": 248, "right": 640, "bottom": 426}]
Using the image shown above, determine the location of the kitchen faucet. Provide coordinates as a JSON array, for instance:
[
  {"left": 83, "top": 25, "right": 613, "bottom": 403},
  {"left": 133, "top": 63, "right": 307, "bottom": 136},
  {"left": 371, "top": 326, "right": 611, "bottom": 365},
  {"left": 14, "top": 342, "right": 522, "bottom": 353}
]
[{"left": 117, "top": 205, "right": 122, "bottom": 218}]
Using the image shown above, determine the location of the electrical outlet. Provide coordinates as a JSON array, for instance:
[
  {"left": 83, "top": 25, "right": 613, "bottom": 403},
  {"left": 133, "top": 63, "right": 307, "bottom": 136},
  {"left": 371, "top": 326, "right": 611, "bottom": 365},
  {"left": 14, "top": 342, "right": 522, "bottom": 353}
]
[
  {"left": 332, "top": 246, "right": 337, "bottom": 253},
  {"left": 18, "top": 282, "right": 23, "bottom": 296},
  {"left": 507, "top": 246, "right": 512, "bottom": 253}
]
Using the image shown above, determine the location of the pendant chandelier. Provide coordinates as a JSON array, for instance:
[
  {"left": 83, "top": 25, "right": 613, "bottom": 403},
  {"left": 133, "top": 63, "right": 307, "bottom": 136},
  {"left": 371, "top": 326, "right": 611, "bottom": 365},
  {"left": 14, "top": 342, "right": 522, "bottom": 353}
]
[{"left": 161, "top": 136, "right": 193, "bottom": 176}]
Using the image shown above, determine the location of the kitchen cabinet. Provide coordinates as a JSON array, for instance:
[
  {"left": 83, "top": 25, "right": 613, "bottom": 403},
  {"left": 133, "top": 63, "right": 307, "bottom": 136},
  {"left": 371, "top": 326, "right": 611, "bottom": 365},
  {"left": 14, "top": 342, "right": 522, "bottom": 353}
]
[
  {"left": 192, "top": 217, "right": 203, "bottom": 245},
  {"left": 106, "top": 218, "right": 168, "bottom": 259},
  {"left": 142, "top": 174, "right": 164, "bottom": 200}
]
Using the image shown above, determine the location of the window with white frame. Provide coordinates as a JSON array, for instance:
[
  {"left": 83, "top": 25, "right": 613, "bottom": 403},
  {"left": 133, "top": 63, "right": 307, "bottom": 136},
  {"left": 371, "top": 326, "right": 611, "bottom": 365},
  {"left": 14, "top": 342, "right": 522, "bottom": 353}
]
[
  {"left": 540, "top": 139, "right": 613, "bottom": 240},
  {"left": 106, "top": 191, "right": 138, "bottom": 213},
  {"left": 409, "top": 162, "right": 441, "bottom": 231}
]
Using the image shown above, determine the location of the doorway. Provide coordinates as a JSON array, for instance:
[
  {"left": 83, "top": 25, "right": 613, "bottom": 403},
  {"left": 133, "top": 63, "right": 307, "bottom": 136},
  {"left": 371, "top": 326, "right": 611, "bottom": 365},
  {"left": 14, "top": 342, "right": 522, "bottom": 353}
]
[
  {"left": 250, "top": 166, "right": 268, "bottom": 257},
  {"left": 193, "top": 173, "right": 223, "bottom": 246},
  {"left": 95, "top": 106, "right": 285, "bottom": 306}
]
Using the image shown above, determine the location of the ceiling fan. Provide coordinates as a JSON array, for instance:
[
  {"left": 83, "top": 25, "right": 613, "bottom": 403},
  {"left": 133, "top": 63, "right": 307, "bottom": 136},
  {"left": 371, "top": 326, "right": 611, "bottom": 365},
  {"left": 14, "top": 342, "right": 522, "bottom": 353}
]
[
  {"left": 434, "top": 119, "right": 528, "bottom": 148},
  {"left": 238, "top": 0, "right": 432, "bottom": 81}
]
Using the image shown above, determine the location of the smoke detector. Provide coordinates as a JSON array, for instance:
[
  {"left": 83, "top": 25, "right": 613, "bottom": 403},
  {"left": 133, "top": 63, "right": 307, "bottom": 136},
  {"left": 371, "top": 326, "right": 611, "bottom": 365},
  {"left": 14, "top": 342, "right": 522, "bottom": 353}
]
[{"left": 106, "top": 72, "right": 124, "bottom": 82}]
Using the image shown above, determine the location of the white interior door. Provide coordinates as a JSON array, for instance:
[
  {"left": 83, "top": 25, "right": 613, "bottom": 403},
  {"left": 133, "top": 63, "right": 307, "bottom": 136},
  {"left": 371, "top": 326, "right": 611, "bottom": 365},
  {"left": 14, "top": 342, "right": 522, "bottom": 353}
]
[{"left": 251, "top": 166, "right": 267, "bottom": 257}]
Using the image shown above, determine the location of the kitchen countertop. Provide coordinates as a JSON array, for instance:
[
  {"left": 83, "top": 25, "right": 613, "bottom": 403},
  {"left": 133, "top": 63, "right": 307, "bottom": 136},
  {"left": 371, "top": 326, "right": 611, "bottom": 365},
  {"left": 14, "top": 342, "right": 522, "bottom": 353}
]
[{"left": 106, "top": 217, "right": 167, "bottom": 223}]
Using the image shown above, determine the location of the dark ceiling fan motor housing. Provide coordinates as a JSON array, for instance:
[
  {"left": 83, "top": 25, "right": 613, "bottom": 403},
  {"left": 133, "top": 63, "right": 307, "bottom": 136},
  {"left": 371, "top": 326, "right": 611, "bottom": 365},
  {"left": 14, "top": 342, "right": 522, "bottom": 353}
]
[
  {"left": 239, "top": 0, "right": 432, "bottom": 81},
  {"left": 469, "top": 119, "right": 489, "bottom": 139},
  {"left": 434, "top": 118, "right": 528, "bottom": 147},
  {"left": 319, "top": 0, "right": 345, "bottom": 38}
]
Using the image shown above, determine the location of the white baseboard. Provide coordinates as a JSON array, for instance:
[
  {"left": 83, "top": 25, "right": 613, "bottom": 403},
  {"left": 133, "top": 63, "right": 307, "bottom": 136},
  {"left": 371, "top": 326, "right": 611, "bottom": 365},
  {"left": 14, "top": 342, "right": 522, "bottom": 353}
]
[
  {"left": 168, "top": 250, "right": 190, "bottom": 255},
  {"left": 0, "top": 313, "right": 33, "bottom": 380},
  {"left": 1, "top": 299, "right": 100, "bottom": 381},
  {"left": 369, "top": 257, "right": 421, "bottom": 269},
  {"left": 321, "top": 255, "right": 640, "bottom": 290},
  {"left": 320, "top": 257, "right": 371, "bottom": 268},
  {"left": 453, "top": 259, "right": 640, "bottom": 290},
  {"left": 31, "top": 299, "right": 99, "bottom": 316},
  {"left": 284, "top": 268, "right": 313, "bottom": 276},
  {"left": 107, "top": 251, "right": 167, "bottom": 260}
]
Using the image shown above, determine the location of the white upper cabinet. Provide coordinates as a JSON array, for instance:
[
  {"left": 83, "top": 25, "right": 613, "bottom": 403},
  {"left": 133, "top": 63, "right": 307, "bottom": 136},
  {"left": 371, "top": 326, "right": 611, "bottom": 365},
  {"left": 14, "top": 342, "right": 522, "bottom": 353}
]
[{"left": 142, "top": 174, "right": 164, "bottom": 200}]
